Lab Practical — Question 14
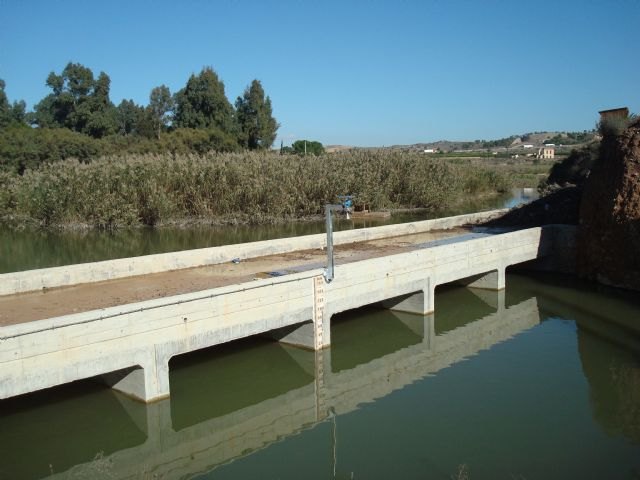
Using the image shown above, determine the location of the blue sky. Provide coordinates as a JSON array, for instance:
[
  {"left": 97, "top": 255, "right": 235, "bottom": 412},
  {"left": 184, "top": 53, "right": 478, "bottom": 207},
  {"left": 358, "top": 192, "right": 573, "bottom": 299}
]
[{"left": 1, "top": 0, "right": 639, "bottom": 146}]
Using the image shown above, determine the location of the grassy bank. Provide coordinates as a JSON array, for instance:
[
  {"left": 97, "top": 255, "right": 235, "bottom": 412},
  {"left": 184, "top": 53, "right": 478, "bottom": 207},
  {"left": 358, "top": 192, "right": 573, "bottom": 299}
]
[{"left": 0, "top": 151, "right": 521, "bottom": 229}]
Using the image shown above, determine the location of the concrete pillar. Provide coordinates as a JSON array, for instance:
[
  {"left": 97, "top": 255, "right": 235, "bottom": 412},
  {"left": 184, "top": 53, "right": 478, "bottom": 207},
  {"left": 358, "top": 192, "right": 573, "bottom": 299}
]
[
  {"left": 457, "top": 268, "right": 505, "bottom": 291},
  {"left": 102, "top": 352, "right": 170, "bottom": 403},
  {"left": 155, "top": 354, "right": 171, "bottom": 400},
  {"left": 381, "top": 279, "right": 434, "bottom": 315}
]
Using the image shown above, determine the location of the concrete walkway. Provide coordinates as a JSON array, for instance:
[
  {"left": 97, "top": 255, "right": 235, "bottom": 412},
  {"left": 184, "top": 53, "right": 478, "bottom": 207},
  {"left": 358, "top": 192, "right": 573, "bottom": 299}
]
[{"left": 0, "top": 227, "right": 471, "bottom": 326}]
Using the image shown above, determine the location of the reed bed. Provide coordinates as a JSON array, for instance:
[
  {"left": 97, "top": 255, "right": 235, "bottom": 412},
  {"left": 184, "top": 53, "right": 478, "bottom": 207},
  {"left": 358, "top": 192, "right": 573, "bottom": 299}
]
[{"left": 0, "top": 151, "right": 512, "bottom": 229}]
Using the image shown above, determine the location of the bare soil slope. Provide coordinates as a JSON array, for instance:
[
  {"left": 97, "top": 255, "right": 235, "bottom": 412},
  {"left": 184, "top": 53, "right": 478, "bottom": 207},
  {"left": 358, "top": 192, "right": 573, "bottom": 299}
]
[{"left": 577, "top": 119, "right": 640, "bottom": 290}]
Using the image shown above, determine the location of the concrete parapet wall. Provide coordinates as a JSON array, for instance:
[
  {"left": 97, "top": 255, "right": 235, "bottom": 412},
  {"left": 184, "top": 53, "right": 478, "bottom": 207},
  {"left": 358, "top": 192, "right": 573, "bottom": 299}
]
[{"left": 0, "top": 209, "right": 506, "bottom": 297}]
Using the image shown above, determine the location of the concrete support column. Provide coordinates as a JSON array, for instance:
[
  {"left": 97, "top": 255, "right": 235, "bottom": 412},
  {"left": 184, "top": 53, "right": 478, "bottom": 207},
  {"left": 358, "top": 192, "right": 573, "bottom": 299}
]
[
  {"left": 155, "top": 352, "right": 171, "bottom": 401},
  {"left": 458, "top": 268, "right": 505, "bottom": 291},
  {"left": 102, "top": 349, "right": 170, "bottom": 403},
  {"left": 381, "top": 279, "right": 434, "bottom": 315}
]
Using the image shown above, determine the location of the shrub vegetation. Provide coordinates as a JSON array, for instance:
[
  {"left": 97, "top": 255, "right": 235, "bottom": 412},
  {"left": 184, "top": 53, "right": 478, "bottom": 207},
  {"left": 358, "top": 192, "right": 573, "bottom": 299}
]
[{"left": 0, "top": 151, "right": 512, "bottom": 229}]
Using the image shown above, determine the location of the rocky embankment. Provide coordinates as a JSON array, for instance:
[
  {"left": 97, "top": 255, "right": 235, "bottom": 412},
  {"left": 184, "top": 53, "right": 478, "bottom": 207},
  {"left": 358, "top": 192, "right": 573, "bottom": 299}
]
[
  {"left": 485, "top": 117, "right": 640, "bottom": 291},
  {"left": 577, "top": 118, "right": 640, "bottom": 290}
]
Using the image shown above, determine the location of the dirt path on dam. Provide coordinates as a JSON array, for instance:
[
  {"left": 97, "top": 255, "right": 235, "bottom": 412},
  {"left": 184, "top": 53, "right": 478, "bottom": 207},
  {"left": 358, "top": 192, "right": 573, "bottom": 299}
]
[{"left": 0, "top": 227, "right": 474, "bottom": 326}]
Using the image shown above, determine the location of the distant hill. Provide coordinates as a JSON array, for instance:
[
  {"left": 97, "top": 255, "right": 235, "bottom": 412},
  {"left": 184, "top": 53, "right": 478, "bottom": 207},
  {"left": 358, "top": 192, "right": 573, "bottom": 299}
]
[
  {"left": 389, "top": 131, "right": 597, "bottom": 152},
  {"left": 325, "top": 131, "right": 597, "bottom": 153},
  {"left": 324, "top": 131, "right": 597, "bottom": 153},
  {"left": 324, "top": 145, "right": 355, "bottom": 153}
]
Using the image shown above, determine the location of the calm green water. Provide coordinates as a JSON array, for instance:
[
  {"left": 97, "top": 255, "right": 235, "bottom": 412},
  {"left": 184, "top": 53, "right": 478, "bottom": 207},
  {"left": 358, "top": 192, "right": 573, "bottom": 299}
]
[
  {"left": 0, "top": 189, "right": 532, "bottom": 274},
  {"left": 1, "top": 272, "right": 639, "bottom": 479}
]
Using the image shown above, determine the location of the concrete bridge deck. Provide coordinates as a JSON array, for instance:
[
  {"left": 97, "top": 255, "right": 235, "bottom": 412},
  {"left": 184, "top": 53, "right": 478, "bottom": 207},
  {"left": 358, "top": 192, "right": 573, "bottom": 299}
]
[{"left": 0, "top": 210, "right": 574, "bottom": 403}]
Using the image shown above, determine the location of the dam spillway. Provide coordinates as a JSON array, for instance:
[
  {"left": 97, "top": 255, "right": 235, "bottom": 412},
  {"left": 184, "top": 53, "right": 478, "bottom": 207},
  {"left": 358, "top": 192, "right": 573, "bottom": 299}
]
[{"left": 0, "top": 210, "right": 575, "bottom": 403}]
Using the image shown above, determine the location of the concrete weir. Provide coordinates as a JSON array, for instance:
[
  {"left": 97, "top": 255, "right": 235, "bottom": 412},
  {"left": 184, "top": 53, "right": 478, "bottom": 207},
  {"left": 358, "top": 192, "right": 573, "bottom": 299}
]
[{"left": 0, "top": 211, "right": 574, "bottom": 403}]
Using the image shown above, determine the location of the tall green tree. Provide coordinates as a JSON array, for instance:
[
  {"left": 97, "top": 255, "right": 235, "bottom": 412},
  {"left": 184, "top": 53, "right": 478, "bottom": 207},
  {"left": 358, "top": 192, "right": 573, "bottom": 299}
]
[
  {"left": 292, "top": 139, "right": 324, "bottom": 155},
  {"left": 0, "top": 79, "right": 12, "bottom": 128},
  {"left": 11, "top": 99, "right": 27, "bottom": 125},
  {"left": 0, "top": 79, "right": 28, "bottom": 129},
  {"left": 35, "top": 64, "right": 92, "bottom": 128},
  {"left": 173, "top": 67, "right": 237, "bottom": 135},
  {"left": 33, "top": 62, "right": 117, "bottom": 138},
  {"left": 148, "top": 85, "right": 173, "bottom": 139},
  {"left": 235, "top": 79, "right": 279, "bottom": 150},
  {"left": 116, "top": 99, "right": 144, "bottom": 135},
  {"left": 83, "top": 72, "right": 118, "bottom": 138}
]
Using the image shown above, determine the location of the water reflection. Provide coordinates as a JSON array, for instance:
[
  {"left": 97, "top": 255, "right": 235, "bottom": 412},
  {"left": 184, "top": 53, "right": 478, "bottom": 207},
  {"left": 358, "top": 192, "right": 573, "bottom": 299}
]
[
  {"left": 518, "top": 272, "right": 640, "bottom": 447},
  {"left": 433, "top": 285, "right": 498, "bottom": 335},
  {"left": 578, "top": 328, "right": 640, "bottom": 445},
  {"left": 168, "top": 338, "right": 315, "bottom": 431},
  {"left": 0, "top": 223, "right": 328, "bottom": 274},
  {"left": 329, "top": 308, "right": 423, "bottom": 373},
  {"left": 0, "top": 383, "right": 146, "bottom": 479}
]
